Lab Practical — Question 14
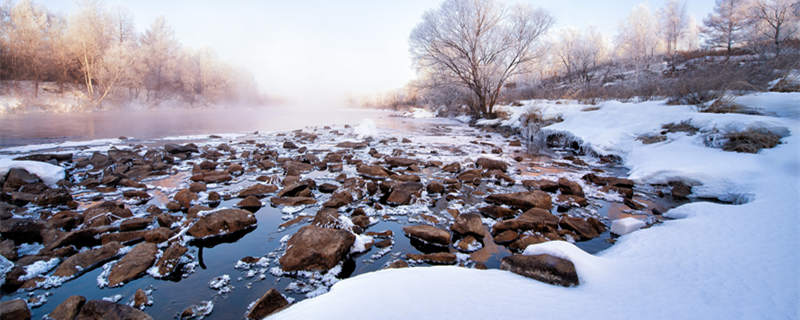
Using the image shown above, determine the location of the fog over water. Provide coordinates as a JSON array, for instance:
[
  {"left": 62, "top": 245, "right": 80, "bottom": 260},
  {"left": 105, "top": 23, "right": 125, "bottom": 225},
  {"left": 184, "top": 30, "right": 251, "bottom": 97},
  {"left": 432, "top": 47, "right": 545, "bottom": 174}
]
[{"left": 0, "top": 105, "right": 396, "bottom": 148}]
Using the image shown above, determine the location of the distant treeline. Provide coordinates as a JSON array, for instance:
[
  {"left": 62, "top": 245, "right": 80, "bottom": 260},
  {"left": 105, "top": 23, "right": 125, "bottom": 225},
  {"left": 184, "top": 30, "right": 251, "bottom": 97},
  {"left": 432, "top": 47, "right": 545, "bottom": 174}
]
[{"left": 0, "top": 0, "right": 263, "bottom": 108}]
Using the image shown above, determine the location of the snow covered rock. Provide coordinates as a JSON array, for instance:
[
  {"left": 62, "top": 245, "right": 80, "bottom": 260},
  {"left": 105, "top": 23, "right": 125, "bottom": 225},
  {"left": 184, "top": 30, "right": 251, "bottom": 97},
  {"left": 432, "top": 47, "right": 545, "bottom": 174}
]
[
  {"left": 279, "top": 225, "right": 355, "bottom": 272},
  {"left": 500, "top": 254, "right": 579, "bottom": 287},
  {"left": 610, "top": 217, "right": 646, "bottom": 236},
  {"left": 152, "top": 243, "right": 188, "bottom": 278},
  {"left": 0, "top": 159, "right": 65, "bottom": 187}
]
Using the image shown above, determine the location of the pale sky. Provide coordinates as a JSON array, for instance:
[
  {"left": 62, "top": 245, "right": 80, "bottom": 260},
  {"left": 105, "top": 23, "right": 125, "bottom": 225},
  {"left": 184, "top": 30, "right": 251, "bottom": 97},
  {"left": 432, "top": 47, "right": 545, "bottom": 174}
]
[{"left": 45, "top": 0, "right": 715, "bottom": 105}]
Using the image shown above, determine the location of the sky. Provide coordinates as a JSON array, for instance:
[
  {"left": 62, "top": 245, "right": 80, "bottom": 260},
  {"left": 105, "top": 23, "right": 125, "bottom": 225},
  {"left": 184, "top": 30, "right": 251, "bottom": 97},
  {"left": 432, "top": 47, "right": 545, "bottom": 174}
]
[{"left": 44, "top": 0, "right": 716, "bottom": 105}]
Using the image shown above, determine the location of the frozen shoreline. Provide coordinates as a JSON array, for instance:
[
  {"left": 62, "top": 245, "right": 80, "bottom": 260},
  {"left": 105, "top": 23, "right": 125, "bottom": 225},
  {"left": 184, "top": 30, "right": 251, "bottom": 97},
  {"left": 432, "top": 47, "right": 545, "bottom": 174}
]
[{"left": 272, "top": 93, "right": 800, "bottom": 319}]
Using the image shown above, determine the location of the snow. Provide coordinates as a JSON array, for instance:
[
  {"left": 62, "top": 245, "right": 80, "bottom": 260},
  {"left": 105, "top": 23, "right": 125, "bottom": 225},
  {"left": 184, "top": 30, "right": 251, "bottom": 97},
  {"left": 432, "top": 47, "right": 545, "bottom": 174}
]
[
  {"left": 609, "top": 217, "right": 646, "bottom": 236},
  {"left": 734, "top": 92, "right": 800, "bottom": 119},
  {"left": 271, "top": 93, "right": 800, "bottom": 320},
  {"left": 17, "top": 243, "right": 44, "bottom": 257},
  {"left": 19, "top": 257, "right": 60, "bottom": 281},
  {"left": 0, "top": 159, "right": 65, "bottom": 187},
  {"left": 0, "top": 255, "right": 14, "bottom": 287},
  {"left": 350, "top": 234, "right": 374, "bottom": 254},
  {"left": 0, "top": 138, "right": 124, "bottom": 153},
  {"left": 404, "top": 108, "right": 436, "bottom": 119}
]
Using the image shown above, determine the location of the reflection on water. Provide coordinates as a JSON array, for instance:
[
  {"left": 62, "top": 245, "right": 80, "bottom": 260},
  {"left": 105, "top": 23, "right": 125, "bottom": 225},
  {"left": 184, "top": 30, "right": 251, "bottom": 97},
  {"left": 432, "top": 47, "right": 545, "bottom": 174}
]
[{"left": 0, "top": 106, "right": 398, "bottom": 147}]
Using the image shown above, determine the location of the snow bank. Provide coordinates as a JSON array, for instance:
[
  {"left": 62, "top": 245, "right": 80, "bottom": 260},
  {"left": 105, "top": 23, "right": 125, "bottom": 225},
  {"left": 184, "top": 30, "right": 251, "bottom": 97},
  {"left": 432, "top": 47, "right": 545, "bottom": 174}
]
[
  {"left": 354, "top": 119, "right": 377, "bottom": 138},
  {"left": 734, "top": 92, "right": 800, "bottom": 119},
  {"left": 272, "top": 93, "right": 800, "bottom": 320},
  {"left": 609, "top": 218, "right": 646, "bottom": 236},
  {"left": 0, "top": 159, "right": 65, "bottom": 186},
  {"left": 0, "top": 138, "right": 124, "bottom": 153}
]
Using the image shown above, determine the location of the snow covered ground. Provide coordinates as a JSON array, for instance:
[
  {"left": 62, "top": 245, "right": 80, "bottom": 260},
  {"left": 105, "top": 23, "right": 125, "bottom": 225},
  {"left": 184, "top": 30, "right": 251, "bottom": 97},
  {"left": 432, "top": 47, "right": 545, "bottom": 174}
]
[{"left": 272, "top": 92, "right": 799, "bottom": 319}]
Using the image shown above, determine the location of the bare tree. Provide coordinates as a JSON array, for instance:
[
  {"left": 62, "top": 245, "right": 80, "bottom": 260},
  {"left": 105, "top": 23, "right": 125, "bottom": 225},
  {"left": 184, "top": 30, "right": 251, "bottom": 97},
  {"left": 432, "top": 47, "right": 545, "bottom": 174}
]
[
  {"left": 616, "top": 4, "right": 663, "bottom": 68},
  {"left": 409, "top": 0, "right": 553, "bottom": 117},
  {"left": 659, "top": 0, "right": 689, "bottom": 70},
  {"left": 556, "top": 27, "right": 606, "bottom": 86},
  {"left": 140, "top": 16, "right": 179, "bottom": 101},
  {"left": 66, "top": 0, "right": 113, "bottom": 100},
  {"left": 702, "top": 0, "right": 752, "bottom": 56},
  {"left": 750, "top": 0, "right": 799, "bottom": 56}
]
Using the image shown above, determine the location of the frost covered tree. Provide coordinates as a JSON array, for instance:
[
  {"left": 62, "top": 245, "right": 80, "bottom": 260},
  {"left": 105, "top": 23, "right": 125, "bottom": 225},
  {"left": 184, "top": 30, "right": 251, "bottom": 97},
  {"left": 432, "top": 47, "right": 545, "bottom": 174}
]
[
  {"left": 555, "top": 28, "right": 607, "bottom": 86},
  {"left": 409, "top": 0, "right": 553, "bottom": 117},
  {"left": 702, "top": 0, "right": 753, "bottom": 55},
  {"left": 66, "top": 0, "right": 113, "bottom": 100},
  {"left": 616, "top": 4, "right": 663, "bottom": 68},
  {"left": 659, "top": 0, "right": 689, "bottom": 70},
  {"left": 140, "top": 16, "right": 179, "bottom": 101},
  {"left": 6, "top": 0, "right": 53, "bottom": 96},
  {"left": 750, "top": 0, "right": 799, "bottom": 56}
]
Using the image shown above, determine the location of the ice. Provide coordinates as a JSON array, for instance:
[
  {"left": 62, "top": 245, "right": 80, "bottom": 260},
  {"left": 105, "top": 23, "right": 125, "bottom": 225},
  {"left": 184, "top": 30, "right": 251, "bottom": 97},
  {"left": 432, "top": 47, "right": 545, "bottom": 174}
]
[
  {"left": 350, "top": 234, "right": 374, "bottom": 254},
  {"left": 19, "top": 257, "right": 60, "bottom": 281},
  {"left": 0, "top": 159, "right": 65, "bottom": 187},
  {"left": 0, "top": 138, "right": 124, "bottom": 153},
  {"left": 610, "top": 217, "right": 646, "bottom": 236},
  {"left": 102, "top": 294, "right": 123, "bottom": 303},
  {"left": 0, "top": 255, "right": 12, "bottom": 287},
  {"left": 17, "top": 243, "right": 44, "bottom": 257},
  {"left": 209, "top": 274, "right": 232, "bottom": 294}
]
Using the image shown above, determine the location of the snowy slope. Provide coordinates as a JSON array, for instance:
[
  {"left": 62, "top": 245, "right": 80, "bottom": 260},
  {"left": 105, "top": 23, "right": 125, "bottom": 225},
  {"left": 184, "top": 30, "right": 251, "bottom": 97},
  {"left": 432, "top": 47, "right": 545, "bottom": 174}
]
[{"left": 271, "top": 93, "right": 800, "bottom": 320}]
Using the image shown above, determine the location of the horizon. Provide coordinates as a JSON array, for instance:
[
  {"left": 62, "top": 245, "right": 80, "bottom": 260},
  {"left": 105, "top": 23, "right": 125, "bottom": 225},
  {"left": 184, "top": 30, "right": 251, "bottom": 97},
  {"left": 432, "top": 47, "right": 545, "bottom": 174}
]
[{"left": 43, "top": 0, "right": 715, "bottom": 106}]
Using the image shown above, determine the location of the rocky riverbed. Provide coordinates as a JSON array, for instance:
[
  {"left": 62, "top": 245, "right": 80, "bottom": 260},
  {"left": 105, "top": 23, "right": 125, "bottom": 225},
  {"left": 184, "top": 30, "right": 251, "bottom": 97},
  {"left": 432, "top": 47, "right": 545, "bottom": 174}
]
[{"left": 0, "top": 117, "right": 686, "bottom": 319}]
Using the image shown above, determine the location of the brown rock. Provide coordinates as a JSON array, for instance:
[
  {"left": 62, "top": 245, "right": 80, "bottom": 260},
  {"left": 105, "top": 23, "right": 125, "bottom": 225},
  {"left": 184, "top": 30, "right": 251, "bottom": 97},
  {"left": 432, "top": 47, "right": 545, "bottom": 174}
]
[
  {"left": 154, "top": 243, "right": 188, "bottom": 277},
  {"left": 558, "top": 178, "right": 585, "bottom": 197},
  {"left": 108, "top": 242, "right": 158, "bottom": 287},
  {"left": 486, "top": 191, "right": 552, "bottom": 210},
  {"left": 441, "top": 162, "right": 461, "bottom": 173},
  {"left": 202, "top": 171, "right": 232, "bottom": 184},
  {"left": 386, "top": 182, "right": 423, "bottom": 206},
  {"left": 406, "top": 252, "right": 457, "bottom": 265},
  {"left": 236, "top": 196, "right": 263, "bottom": 211},
  {"left": 48, "top": 295, "right": 86, "bottom": 320},
  {"left": 500, "top": 254, "right": 579, "bottom": 287},
  {"left": 402, "top": 225, "right": 450, "bottom": 246},
  {"left": 238, "top": 184, "right": 278, "bottom": 198},
  {"left": 270, "top": 196, "right": 316, "bottom": 206},
  {"left": 187, "top": 209, "right": 257, "bottom": 239},
  {"left": 522, "top": 179, "right": 560, "bottom": 192},
  {"left": 53, "top": 241, "right": 123, "bottom": 278},
  {"left": 322, "top": 191, "right": 353, "bottom": 208},
  {"left": 246, "top": 288, "right": 289, "bottom": 320},
  {"left": 386, "top": 260, "right": 408, "bottom": 269},
  {"left": 173, "top": 189, "right": 197, "bottom": 210},
  {"left": 494, "top": 230, "right": 519, "bottom": 244},
  {"left": 478, "top": 206, "right": 517, "bottom": 219},
  {"left": 450, "top": 213, "right": 484, "bottom": 237},
  {"left": 120, "top": 217, "right": 152, "bottom": 232},
  {"left": 188, "top": 182, "right": 206, "bottom": 193},
  {"left": 426, "top": 181, "right": 445, "bottom": 194},
  {"left": 356, "top": 164, "right": 390, "bottom": 178},
  {"left": 509, "top": 235, "right": 548, "bottom": 251},
  {"left": 143, "top": 227, "right": 173, "bottom": 243},
  {"left": 75, "top": 300, "right": 152, "bottom": 320},
  {"left": 311, "top": 208, "right": 342, "bottom": 229},
  {"left": 0, "top": 299, "right": 30, "bottom": 320},
  {"left": 133, "top": 289, "right": 149, "bottom": 309},
  {"left": 476, "top": 157, "right": 508, "bottom": 172},
  {"left": 279, "top": 225, "right": 355, "bottom": 272},
  {"left": 559, "top": 216, "right": 605, "bottom": 240},
  {"left": 670, "top": 181, "right": 692, "bottom": 199}
]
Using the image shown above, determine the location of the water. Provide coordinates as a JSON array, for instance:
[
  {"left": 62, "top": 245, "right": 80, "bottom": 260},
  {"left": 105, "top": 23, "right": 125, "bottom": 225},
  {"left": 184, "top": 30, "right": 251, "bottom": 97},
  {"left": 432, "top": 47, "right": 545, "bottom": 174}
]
[{"left": 0, "top": 106, "right": 397, "bottom": 148}]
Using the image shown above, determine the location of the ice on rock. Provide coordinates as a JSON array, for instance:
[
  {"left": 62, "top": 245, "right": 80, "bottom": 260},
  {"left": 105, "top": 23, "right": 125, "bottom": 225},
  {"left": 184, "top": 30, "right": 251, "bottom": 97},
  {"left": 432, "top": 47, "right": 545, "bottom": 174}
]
[
  {"left": 0, "top": 159, "right": 65, "bottom": 187},
  {"left": 610, "top": 217, "right": 646, "bottom": 236},
  {"left": 17, "top": 243, "right": 44, "bottom": 257},
  {"left": 20, "top": 257, "right": 60, "bottom": 281}
]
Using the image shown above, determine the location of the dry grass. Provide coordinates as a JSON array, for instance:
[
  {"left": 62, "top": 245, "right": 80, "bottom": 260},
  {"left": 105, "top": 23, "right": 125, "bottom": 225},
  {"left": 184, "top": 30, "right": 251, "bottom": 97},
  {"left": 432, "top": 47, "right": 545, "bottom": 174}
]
[
  {"left": 722, "top": 129, "right": 782, "bottom": 153},
  {"left": 701, "top": 96, "right": 761, "bottom": 115},
  {"left": 636, "top": 134, "right": 667, "bottom": 144},
  {"left": 662, "top": 121, "right": 699, "bottom": 135}
]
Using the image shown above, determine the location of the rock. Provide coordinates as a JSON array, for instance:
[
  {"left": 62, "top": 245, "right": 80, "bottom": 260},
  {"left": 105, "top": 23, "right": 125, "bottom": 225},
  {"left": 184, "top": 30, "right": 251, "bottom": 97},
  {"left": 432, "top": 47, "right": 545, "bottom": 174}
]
[
  {"left": 187, "top": 209, "right": 257, "bottom": 239},
  {"left": 478, "top": 206, "right": 517, "bottom": 219},
  {"left": 335, "top": 141, "right": 368, "bottom": 149},
  {"left": 75, "top": 300, "right": 152, "bottom": 320},
  {"left": 153, "top": 243, "right": 188, "bottom": 277},
  {"left": 53, "top": 241, "right": 123, "bottom": 278},
  {"left": 559, "top": 216, "right": 605, "bottom": 240},
  {"left": 0, "top": 299, "right": 30, "bottom": 320},
  {"left": 426, "top": 181, "right": 445, "bottom": 194},
  {"left": 322, "top": 191, "right": 353, "bottom": 208},
  {"left": 279, "top": 225, "right": 355, "bottom": 272},
  {"left": 581, "top": 173, "right": 634, "bottom": 188},
  {"left": 311, "top": 208, "right": 342, "bottom": 229},
  {"left": 226, "top": 163, "right": 244, "bottom": 175},
  {"left": 476, "top": 157, "right": 508, "bottom": 172},
  {"left": 457, "top": 169, "right": 483, "bottom": 183},
  {"left": 356, "top": 164, "right": 390, "bottom": 178},
  {"left": 492, "top": 208, "right": 559, "bottom": 234},
  {"left": 83, "top": 201, "right": 133, "bottom": 227},
  {"left": 494, "top": 230, "right": 519, "bottom": 244},
  {"left": 386, "top": 260, "right": 408, "bottom": 269},
  {"left": 143, "top": 227, "right": 173, "bottom": 243},
  {"left": 283, "top": 141, "right": 298, "bottom": 149},
  {"left": 246, "top": 288, "right": 289, "bottom": 320},
  {"left": 386, "top": 182, "right": 423, "bottom": 206},
  {"left": 558, "top": 178, "right": 585, "bottom": 197},
  {"left": 120, "top": 217, "right": 152, "bottom": 232},
  {"left": 4, "top": 168, "right": 41, "bottom": 191},
  {"left": 0, "top": 218, "right": 45, "bottom": 243},
  {"left": 166, "top": 201, "right": 181, "bottom": 212},
  {"left": 486, "top": 191, "right": 552, "bottom": 210},
  {"left": 385, "top": 157, "right": 417, "bottom": 167},
  {"left": 48, "top": 295, "right": 86, "bottom": 320},
  {"left": 108, "top": 242, "right": 158, "bottom": 287},
  {"left": 207, "top": 192, "right": 221, "bottom": 202},
  {"left": 236, "top": 196, "right": 263, "bottom": 211},
  {"left": 173, "top": 189, "right": 198, "bottom": 210},
  {"left": 270, "top": 196, "right": 316, "bottom": 206},
  {"left": 14, "top": 153, "right": 72, "bottom": 163},
  {"left": 406, "top": 252, "right": 457, "bottom": 264},
  {"left": 276, "top": 181, "right": 313, "bottom": 198},
  {"left": 450, "top": 213, "right": 484, "bottom": 237},
  {"left": 201, "top": 171, "right": 231, "bottom": 184},
  {"left": 509, "top": 235, "right": 549, "bottom": 251},
  {"left": 500, "top": 254, "right": 579, "bottom": 287},
  {"left": 351, "top": 215, "right": 371, "bottom": 230},
  {"left": 402, "top": 225, "right": 450, "bottom": 247},
  {"left": 441, "top": 162, "right": 461, "bottom": 173},
  {"left": 164, "top": 143, "right": 198, "bottom": 154},
  {"left": 0, "top": 239, "right": 17, "bottom": 260},
  {"left": 122, "top": 190, "right": 150, "bottom": 201},
  {"left": 133, "top": 289, "right": 149, "bottom": 309},
  {"left": 282, "top": 161, "right": 313, "bottom": 176},
  {"left": 455, "top": 235, "right": 482, "bottom": 252},
  {"left": 670, "top": 181, "right": 692, "bottom": 199},
  {"left": 318, "top": 183, "right": 339, "bottom": 193},
  {"left": 189, "top": 182, "right": 206, "bottom": 193},
  {"left": 238, "top": 184, "right": 278, "bottom": 198}
]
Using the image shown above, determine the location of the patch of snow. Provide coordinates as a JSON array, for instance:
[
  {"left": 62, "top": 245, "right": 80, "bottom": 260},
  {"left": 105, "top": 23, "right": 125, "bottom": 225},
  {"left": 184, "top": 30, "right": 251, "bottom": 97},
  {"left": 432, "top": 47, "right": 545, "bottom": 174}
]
[
  {"left": 0, "top": 138, "right": 124, "bottom": 153},
  {"left": 17, "top": 243, "right": 44, "bottom": 257},
  {"left": 350, "top": 234, "right": 374, "bottom": 254},
  {"left": 102, "top": 294, "right": 123, "bottom": 303},
  {"left": 610, "top": 217, "right": 646, "bottom": 236},
  {"left": 354, "top": 119, "right": 377, "bottom": 138},
  {"left": 0, "top": 255, "right": 12, "bottom": 287},
  {"left": 0, "top": 159, "right": 65, "bottom": 187},
  {"left": 19, "top": 257, "right": 60, "bottom": 281}
]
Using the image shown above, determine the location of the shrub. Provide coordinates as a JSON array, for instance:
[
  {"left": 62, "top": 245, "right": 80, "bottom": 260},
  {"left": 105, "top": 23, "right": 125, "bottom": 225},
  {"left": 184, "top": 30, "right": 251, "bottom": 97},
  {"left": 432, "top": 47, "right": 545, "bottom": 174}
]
[{"left": 722, "top": 129, "right": 782, "bottom": 153}]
